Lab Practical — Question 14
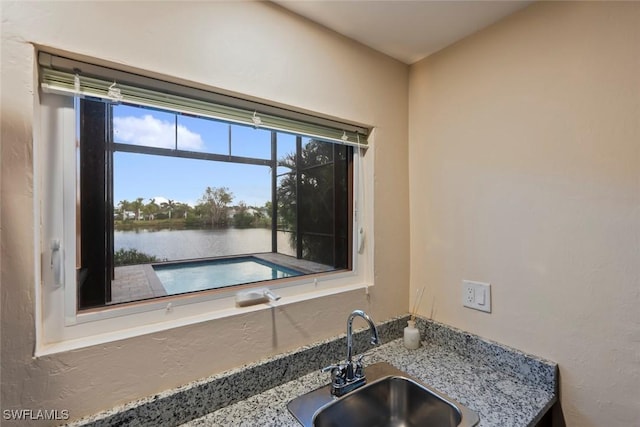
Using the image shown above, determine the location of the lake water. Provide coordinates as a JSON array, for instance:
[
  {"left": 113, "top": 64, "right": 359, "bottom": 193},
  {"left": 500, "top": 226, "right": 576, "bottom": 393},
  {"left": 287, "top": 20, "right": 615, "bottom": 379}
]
[{"left": 114, "top": 228, "right": 295, "bottom": 261}]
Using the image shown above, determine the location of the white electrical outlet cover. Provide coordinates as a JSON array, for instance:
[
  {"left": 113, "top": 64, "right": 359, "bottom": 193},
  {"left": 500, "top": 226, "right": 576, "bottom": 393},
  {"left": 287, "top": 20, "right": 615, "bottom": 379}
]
[{"left": 462, "top": 280, "right": 491, "bottom": 313}]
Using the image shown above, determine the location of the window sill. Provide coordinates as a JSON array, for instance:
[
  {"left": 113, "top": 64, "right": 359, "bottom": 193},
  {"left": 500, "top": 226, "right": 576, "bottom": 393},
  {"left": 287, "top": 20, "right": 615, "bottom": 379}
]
[{"left": 34, "top": 281, "right": 372, "bottom": 357}]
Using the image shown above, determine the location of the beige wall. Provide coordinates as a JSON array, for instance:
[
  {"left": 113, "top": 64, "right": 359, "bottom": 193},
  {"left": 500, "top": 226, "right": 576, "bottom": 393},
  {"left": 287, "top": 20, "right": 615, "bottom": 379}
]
[
  {"left": 0, "top": 1, "right": 409, "bottom": 423},
  {"left": 409, "top": 2, "right": 639, "bottom": 426},
  {"left": 5, "top": 1, "right": 639, "bottom": 426}
]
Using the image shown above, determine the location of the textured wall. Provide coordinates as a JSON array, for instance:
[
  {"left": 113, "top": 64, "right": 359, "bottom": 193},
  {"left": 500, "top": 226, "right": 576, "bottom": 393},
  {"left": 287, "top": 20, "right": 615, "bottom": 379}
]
[
  {"left": 409, "top": 2, "right": 640, "bottom": 426},
  {"left": 0, "top": 2, "right": 409, "bottom": 424}
]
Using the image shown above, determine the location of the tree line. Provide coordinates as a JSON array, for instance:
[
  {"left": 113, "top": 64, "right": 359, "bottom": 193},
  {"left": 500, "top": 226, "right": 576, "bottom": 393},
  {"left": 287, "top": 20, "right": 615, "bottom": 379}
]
[{"left": 115, "top": 186, "right": 270, "bottom": 229}]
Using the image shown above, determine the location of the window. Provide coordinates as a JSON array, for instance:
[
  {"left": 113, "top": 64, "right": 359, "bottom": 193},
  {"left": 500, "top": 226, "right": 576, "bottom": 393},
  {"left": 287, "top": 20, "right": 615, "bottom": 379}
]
[
  {"left": 76, "top": 100, "right": 353, "bottom": 308},
  {"left": 38, "top": 52, "right": 371, "bottom": 338}
]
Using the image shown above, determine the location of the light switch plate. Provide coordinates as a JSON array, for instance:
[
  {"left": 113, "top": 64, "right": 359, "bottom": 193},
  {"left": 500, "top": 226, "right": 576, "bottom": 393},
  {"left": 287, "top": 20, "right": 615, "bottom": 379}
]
[{"left": 462, "top": 280, "right": 491, "bottom": 313}]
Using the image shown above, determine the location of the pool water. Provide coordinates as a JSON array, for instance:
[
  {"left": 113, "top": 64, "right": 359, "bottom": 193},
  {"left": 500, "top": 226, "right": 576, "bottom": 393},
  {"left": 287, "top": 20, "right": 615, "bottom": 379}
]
[{"left": 153, "top": 256, "right": 303, "bottom": 295}]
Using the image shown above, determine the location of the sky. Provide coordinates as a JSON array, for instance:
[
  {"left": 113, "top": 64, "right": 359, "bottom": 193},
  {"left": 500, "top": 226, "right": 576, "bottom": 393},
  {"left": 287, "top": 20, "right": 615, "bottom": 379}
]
[{"left": 112, "top": 105, "right": 298, "bottom": 207}]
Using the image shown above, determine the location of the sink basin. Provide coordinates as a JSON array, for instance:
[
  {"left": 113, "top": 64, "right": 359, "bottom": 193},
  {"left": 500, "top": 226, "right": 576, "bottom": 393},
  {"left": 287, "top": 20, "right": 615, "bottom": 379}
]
[
  {"left": 314, "top": 375, "right": 470, "bottom": 427},
  {"left": 288, "top": 362, "right": 479, "bottom": 427}
]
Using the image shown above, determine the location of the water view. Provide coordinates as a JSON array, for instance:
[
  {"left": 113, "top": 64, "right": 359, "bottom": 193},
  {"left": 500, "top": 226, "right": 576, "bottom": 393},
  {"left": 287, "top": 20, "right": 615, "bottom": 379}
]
[{"left": 114, "top": 228, "right": 295, "bottom": 262}]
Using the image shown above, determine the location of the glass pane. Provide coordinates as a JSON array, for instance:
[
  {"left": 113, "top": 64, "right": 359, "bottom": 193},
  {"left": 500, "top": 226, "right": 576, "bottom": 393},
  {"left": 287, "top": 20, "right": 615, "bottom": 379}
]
[
  {"left": 300, "top": 164, "right": 334, "bottom": 235},
  {"left": 113, "top": 104, "right": 178, "bottom": 149},
  {"left": 276, "top": 231, "right": 296, "bottom": 257},
  {"left": 276, "top": 132, "right": 296, "bottom": 175},
  {"left": 177, "top": 115, "right": 229, "bottom": 154},
  {"left": 301, "top": 137, "right": 334, "bottom": 168},
  {"left": 230, "top": 124, "right": 271, "bottom": 160},
  {"left": 276, "top": 173, "right": 296, "bottom": 233},
  {"left": 301, "top": 234, "right": 334, "bottom": 266},
  {"left": 113, "top": 152, "right": 273, "bottom": 260}
]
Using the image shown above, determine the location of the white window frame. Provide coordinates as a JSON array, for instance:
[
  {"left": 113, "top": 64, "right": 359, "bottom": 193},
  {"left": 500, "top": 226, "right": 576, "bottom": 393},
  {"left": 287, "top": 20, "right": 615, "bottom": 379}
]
[{"left": 35, "top": 91, "right": 375, "bottom": 356}]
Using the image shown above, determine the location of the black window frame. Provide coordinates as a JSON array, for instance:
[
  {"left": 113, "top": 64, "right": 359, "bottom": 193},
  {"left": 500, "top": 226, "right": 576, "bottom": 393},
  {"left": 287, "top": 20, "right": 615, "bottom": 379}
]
[{"left": 77, "top": 99, "right": 353, "bottom": 309}]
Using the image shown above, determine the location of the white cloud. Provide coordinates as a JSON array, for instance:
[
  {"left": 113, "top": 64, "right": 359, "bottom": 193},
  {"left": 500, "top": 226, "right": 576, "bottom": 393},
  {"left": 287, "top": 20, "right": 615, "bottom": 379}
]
[
  {"left": 113, "top": 114, "right": 204, "bottom": 150},
  {"left": 150, "top": 196, "right": 169, "bottom": 205}
]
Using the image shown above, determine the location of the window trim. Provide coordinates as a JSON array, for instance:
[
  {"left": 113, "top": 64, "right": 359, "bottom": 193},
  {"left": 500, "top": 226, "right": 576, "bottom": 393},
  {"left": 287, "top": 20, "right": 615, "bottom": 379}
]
[{"left": 36, "top": 71, "right": 375, "bottom": 356}]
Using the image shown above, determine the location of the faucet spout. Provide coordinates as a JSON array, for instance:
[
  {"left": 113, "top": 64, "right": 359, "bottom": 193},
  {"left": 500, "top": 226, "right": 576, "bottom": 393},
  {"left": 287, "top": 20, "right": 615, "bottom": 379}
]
[
  {"left": 346, "top": 309, "right": 380, "bottom": 365},
  {"left": 323, "top": 309, "right": 380, "bottom": 397}
]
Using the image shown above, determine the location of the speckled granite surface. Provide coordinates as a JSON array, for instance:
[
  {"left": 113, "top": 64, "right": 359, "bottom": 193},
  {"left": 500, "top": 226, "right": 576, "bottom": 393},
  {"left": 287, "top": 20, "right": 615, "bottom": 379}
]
[{"left": 67, "top": 316, "right": 557, "bottom": 427}]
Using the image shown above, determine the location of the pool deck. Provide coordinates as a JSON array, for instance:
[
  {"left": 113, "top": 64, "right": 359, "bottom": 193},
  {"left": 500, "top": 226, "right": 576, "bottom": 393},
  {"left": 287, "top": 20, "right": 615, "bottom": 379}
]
[
  {"left": 110, "top": 253, "right": 334, "bottom": 305},
  {"left": 110, "top": 264, "right": 167, "bottom": 304}
]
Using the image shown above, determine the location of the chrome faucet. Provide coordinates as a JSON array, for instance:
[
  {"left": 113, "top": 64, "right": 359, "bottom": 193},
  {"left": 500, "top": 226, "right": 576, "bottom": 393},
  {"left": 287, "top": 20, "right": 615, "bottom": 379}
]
[{"left": 323, "top": 309, "right": 380, "bottom": 396}]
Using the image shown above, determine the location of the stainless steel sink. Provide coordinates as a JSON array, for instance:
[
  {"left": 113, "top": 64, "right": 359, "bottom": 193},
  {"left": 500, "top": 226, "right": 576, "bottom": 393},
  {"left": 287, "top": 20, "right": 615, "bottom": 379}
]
[{"left": 288, "top": 362, "right": 479, "bottom": 427}]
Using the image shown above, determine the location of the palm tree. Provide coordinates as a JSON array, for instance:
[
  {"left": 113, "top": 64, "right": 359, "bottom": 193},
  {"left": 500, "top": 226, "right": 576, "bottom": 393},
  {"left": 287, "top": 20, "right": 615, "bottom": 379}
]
[
  {"left": 174, "top": 202, "right": 190, "bottom": 219},
  {"left": 131, "top": 197, "right": 145, "bottom": 221},
  {"left": 144, "top": 198, "right": 159, "bottom": 220},
  {"left": 161, "top": 199, "right": 176, "bottom": 220}
]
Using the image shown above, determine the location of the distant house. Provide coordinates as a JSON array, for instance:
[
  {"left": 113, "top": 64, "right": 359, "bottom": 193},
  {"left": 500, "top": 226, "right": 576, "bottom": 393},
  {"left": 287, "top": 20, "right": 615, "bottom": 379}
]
[
  {"left": 117, "top": 211, "right": 136, "bottom": 220},
  {"left": 227, "top": 206, "right": 258, "bottom": 219}
]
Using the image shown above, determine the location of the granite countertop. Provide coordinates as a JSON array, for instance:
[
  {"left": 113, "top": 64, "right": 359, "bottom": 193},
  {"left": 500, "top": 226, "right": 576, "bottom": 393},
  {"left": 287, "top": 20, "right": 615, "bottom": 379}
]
[
  {"left": 183, "top": 336, "right": 556, "bottom": 427},
  {"left": 68, "top": 316, "right": 557, "bottom": 427}
]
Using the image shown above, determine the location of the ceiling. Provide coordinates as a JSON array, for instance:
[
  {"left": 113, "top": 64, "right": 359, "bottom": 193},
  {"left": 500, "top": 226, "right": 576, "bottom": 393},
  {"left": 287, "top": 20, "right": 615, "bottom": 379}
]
[{"left": 273, "top": 1, "right": 533, "bottom": 64}]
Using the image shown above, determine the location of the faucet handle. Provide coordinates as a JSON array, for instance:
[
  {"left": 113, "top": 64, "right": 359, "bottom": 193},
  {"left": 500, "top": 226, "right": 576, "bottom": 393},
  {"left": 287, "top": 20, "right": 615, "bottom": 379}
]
[
  {"left": 354, "top": 354, "right": 367, "bottom": 378},
  {"left": 322, "top": 363, "right": 347, "bottom": 385}
]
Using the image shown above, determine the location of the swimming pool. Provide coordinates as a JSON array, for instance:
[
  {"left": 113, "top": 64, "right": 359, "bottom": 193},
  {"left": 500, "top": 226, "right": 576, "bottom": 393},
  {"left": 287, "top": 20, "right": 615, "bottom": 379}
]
[{"left": 153, "top": 256, "right": 303, "bottom": 295}]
